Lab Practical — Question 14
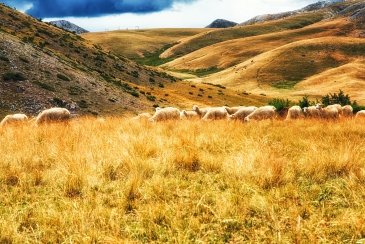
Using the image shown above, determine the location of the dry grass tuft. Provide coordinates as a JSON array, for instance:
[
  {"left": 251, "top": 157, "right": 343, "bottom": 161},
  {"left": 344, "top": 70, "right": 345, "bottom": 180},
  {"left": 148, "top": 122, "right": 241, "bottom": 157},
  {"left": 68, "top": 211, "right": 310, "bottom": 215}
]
[{"left": 0, "top": 118, "right": 365, "bottom": 242}]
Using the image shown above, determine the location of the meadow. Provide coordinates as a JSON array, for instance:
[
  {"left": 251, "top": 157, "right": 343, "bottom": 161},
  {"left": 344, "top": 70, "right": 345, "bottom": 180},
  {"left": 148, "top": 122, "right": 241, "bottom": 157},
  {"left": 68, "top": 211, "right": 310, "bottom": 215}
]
[{"left": 1, "top": 118, "right": 365, "bottom": 243}]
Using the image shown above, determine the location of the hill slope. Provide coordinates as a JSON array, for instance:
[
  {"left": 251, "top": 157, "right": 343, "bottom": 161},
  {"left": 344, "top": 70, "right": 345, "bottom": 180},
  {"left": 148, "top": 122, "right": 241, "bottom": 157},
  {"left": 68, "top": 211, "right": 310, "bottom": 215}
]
[
  {"left": 0, "top": 3, "right": 181, "bottom": 117},
  {"left": 162, "top": 19, "right": 354, "bottom": 71},
  {"left": 83, "top": 28, "right": 209, "bottom": 62}
]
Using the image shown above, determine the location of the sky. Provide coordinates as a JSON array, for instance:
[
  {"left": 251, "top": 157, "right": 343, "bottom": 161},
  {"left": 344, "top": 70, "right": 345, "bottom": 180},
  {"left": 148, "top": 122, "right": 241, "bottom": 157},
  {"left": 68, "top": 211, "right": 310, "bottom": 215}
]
[{"left": 2, "top": 0, "right": 320, "bottom": 31}]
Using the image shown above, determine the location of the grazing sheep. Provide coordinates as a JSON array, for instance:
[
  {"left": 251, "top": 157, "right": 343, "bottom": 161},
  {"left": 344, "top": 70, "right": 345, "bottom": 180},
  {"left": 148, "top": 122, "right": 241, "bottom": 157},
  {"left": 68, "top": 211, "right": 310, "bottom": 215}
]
[
  {"left": 36, "top": 107, "right": 71, "bottom": 124},
  {"left": 224, "top": 106, "right": 245, "bottom": 115},
  {"left": 149, "top": 107, "right": 180, "bottom": 122},
  {"left": 192, "top": 105, "right": 209, "bottom": 118},
  {"left": 355, "top": 110, "right": 365, "bottom": 119},
  {"left": 320, "top": 107, "right": 339, "bottom": 120},
  {"left": 286, "top": 106, "right": 304, "bottom": 120},
  {"left": 132, "top": 113, "right": 152, "bottom": 121},
  {"left": 0, "top": 114, "right": 28, "bottom": 127},
  {"left": 341, "top": 105, "right": 353, "bottom": 118},
  {"left": 303, "top": 106, "right": 321, "bottom": 118},
  {"left": 180, "top": 110, "right": 200, "bottom": 120},
  {"left": 244, "top": 106, "right": 276, "bottom": 122},
  {"left": 326, "top": 104, "right": 342, "bottom": 113},
  {"left": 202, "top": 107, "right": 229, "bottom": 121},
  {"left": 229, "top": 106, "right": 257, "bottom": 121}
]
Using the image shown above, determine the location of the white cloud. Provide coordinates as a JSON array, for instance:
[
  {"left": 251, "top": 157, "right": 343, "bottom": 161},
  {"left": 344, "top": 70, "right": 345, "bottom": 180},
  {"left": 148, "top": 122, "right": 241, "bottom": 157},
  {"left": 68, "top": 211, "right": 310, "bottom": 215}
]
[{"left": 45, "top": 0, "right": 319, "bottom": 32}]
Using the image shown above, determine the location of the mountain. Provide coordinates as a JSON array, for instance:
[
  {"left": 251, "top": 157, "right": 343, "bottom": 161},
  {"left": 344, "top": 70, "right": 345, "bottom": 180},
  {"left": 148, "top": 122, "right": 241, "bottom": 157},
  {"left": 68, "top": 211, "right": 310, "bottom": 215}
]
[
  {"left": 49, "top": 20, "right": 89, "bottom": 34},
  {"left": 0, "top": 3, "right": 178, "bottom": 117},
  {"left": 206, "top": 19, "right": 237, "bottom": 28},
  {"left": 240, "top": 0, "right": 346, "bottom": 26}
]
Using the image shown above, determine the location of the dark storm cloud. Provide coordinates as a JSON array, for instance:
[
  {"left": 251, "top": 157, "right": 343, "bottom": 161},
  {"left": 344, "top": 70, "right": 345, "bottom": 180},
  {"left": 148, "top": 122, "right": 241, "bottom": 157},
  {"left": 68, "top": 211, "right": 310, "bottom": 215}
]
[{"left": 1, "top": 0, "right": 197, "bottom": 18}]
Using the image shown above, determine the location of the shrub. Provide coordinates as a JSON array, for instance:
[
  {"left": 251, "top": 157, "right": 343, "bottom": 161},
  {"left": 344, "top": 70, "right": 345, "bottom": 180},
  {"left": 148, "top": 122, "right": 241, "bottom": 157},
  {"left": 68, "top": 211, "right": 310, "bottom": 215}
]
[
  {"left": 147, "top": 95, "right": 156, "bottom": 102},
  {"left": 158, "top": 83, "right": 164, "bottom": 88},
  {"left": 321, "top": 90, "right": 351, "bottom": 106},
  {"left": 0, "top": 54, "right": 9, "bottom": 62},
  {"left": 3, "top": 72, "right": 26, "bottom": 81},
  {"left": 78, "top": 100, "right": 88, "bottom": 108},
  {"left": 298, "top": 95, "right": 312, "bottom": 108},
  {"left": 34, "top": 81, "right": 55, "bottom": 92},
  {"left": 131, "top": 71, "right": 139, "bottom": 78},
  {"left": 269, "top": 98, "right": 291, "bottom": 112},
  {"left": 57, "top": 73, "right": 71, "bottom": 81}
]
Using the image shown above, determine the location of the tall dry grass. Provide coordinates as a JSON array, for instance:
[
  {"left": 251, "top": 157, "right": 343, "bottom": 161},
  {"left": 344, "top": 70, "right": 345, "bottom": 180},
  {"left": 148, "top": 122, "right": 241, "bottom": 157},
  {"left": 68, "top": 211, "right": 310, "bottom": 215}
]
[{"left": 0, "top": 118, "right": 365, "bottom": 243}]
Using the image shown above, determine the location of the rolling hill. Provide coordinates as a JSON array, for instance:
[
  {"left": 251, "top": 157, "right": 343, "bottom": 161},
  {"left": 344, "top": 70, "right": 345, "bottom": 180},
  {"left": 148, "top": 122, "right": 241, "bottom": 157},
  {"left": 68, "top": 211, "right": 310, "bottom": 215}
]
[{"left": 83, "top": 28, "right": 209, "bottom": 63}]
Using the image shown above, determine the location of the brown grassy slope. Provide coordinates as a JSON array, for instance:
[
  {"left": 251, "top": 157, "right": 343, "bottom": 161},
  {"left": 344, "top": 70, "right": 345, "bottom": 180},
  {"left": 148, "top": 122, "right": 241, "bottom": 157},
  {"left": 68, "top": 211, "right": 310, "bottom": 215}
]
[
  {"left": 0, "top": 3, "right": 179, "bottom": 117},
  {"left": 160, "top": 11, "right": 328, "bottom": 59},
  {"left": 163, "top": 19, "right": 355, "bottom": 71},
  {"left": 83, "top": 28, "right": 209, "bottom": 59},
  {"left": 200, "top": 37, "right": 365, "bottom": 103},
  {"left": 1, "top": 118, "right": 365, "bottom": 242}
]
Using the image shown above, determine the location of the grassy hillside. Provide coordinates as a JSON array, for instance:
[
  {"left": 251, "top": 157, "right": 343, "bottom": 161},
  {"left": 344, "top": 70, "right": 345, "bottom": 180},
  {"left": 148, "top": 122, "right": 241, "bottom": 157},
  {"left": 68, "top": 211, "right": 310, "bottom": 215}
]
[
  {"left": 1, "top": 118, "right": 365, "bottom": 242},
  {"left": 83, "top": 28, "right": 209, "bottom": 61},
  {"left": 0, "top": 3, "right": 180, "bottom": 117},
  {"left": 160, "top": 12, "right": 327, "bottom": 59},
  {"left": 163, "top": 19, "right": 355, "bottom": 71},
  {"left": 201, "top": 37, "right": 365, "bottom": 103}
]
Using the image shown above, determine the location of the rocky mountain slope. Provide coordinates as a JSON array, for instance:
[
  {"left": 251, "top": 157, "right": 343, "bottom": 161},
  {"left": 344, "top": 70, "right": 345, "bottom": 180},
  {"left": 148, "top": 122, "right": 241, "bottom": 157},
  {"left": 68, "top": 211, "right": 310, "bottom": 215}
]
[
  {"left": 49, "top": 20, "right": 89, "bottom": 34},
  {"left": 206, "top": 19, "right": 237, "bottom": 28},
  {"left": 0, "top": 3, "right": 178, "bottom": 117}
]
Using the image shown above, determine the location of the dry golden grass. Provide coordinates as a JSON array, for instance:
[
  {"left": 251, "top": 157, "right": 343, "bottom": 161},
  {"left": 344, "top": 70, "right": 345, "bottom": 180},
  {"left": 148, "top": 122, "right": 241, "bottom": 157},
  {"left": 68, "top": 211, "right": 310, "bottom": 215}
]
[
  {"left": 163, "top": 19, "right": 353, "bottom": 71},
  {"left": 83, "top": 28, "right": 209, "bottom": 59},
  {"left": 199, "top": 36, "right": 365, "bottom": 103},
  {"left": 1, "top": 118, "right": 365, "bottom": 242}
]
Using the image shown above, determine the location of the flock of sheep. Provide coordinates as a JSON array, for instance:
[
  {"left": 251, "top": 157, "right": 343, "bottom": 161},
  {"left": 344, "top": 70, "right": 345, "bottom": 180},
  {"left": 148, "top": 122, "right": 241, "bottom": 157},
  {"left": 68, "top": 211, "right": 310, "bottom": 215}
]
[
  {"left": 136, "top": 104, "right": 365, "bottom": 122},
  {"left": 1, "top": 104, "right": 365, "bottom": 127}
]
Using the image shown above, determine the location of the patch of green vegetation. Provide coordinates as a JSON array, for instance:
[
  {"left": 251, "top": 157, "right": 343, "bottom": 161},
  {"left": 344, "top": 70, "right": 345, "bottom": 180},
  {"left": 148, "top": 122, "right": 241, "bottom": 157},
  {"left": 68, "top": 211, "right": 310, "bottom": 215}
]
[
  {"left": 272, "top": 80, "right": 299, "bottom": 89},
  {"left": 0, "top": 54, "right": 9, "bottom": 62},
  {"left": 34, "top": 81, "right": 56, "bottom": 92},
  {"left": 57, "top": 73, "right": 71, "bottom": 81},
  {"left": 2, "top": 72, "right": 26, "bottom": 81},
  {"left": 134, "top": 44, "right": 175, "bottom": 66},
  {"left": 203, "top": 82, "right": 226, "bottom": 89},
  {"left": 147, "top": 95, "right": 156, "bottom": 102},
  {"left": 186, "top": 67, "right": 224, "bottom": 77}
]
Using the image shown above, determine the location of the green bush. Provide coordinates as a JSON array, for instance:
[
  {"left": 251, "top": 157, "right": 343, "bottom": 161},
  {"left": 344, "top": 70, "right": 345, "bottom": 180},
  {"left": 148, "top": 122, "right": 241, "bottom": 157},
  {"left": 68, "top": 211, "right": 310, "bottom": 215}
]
[
  {"left": 0, "top": 54, "right": 9, "bottom": 62},
  {"left": 298, "top": 95, "right": 313, "bottom": 108},
  {"left": 57, "top": 73, "right": 71, "bottom": 81},
  {"left": 3, "top": 72, "right": 26, "bottom": 81},
  {"left": 34, "top": 81, "right": 55, "bottom": 91},
  {"left": 321, "top": 90, "right": 351, "bottom": 106},
  {"left": 269, "top": 98, "right": 291, "bottom": 112},
  {"left": 147, "top": 95, "right": 156, "bottom": 102}
]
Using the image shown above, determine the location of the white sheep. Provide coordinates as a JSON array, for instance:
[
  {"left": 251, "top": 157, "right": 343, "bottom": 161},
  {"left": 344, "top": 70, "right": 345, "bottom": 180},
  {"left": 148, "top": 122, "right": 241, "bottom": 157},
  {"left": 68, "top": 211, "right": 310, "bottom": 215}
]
[
  {"left": 228, "top": 106, "right": 257, "bottom": 121},
  {"left": 192, "top": 105, "right": 209, "bottom": 118},
  {"left": 149, "top": 107, "right": 180, "bottom": 122},
  {"left": 0, "top": 114, "right": 28, "bottom": 127},
  {"left": 303, "top": 106, "right": 321, "bottom": 118},
  {"left": 326, "top": 104, "right": 342, "bottom": 113},
  {"left": 36, "top": 107, "right": 71, "bottom": 124},
  {"left": 224, "top": 106, "right": 245, "bottom": 115},
  {"left": 320, "top": 106, "right": 339, "bottom": 120},
  {"left": 341, "top": 105, "right": 353, "bottom": 118},
  {"left": 132, "top": 112, "right": 152, "bottom": 121},
  {"left": 202, "top": 107, "right": 229, "bottom": 121},
  {"left": 244, "top": 106, "right": 276, "bottom": 122},
  {"left": 180, "top": 110, "right": 200, "bottom": 120},
  {"left": 355, "top": 110, "right": 365, "bottom": 119},
  {"left": 286, "top": 106, "right": 304, "bottom": 120}
]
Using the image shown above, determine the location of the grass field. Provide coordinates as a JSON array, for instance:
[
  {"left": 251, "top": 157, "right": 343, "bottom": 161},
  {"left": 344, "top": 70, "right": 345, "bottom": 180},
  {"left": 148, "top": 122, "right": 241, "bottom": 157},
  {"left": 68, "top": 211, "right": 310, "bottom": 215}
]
[
  {"left": 83, "top": 28, "right": 209, "bottom": 61},
  {"left": 1, "top": 118, "right": 365, "bottom": 242}
]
